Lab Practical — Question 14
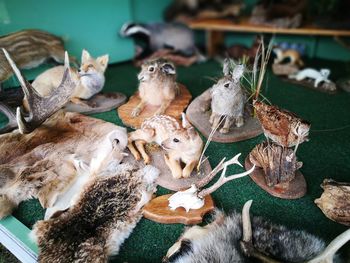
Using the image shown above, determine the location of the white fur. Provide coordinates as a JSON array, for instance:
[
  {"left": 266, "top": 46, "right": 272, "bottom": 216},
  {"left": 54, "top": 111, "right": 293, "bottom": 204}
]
[{"left": 289, "top": 68, "right": 331, "bottom": 88}]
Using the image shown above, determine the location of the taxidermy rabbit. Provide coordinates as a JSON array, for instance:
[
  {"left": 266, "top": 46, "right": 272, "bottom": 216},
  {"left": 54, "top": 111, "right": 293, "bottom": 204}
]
[
  {"left": 202, "top": 59, "right": 245, "bottom": 133},
  {"left": 164, "top": 200, "right": 349, "bottom": 263},
  {"left": 289, "top": 68, "right": 331, "bottom": 88},
  {"left": 273, "top": 47, "right": 304, "bottom": 66},
  {"left": 31, "top": 49, "right": 109, "bottom": 106},
  {"left": 128, "top": 114, "right": 203, "bottom": 179},
  {"left": 31, "top": 163, "right": 159, "bottom": 263},
  {"left": 0, "top": 29, "right": 68, "bottom": 83},
  {"left": 132, "top": 58, "right": 179, "bottom": 117}
]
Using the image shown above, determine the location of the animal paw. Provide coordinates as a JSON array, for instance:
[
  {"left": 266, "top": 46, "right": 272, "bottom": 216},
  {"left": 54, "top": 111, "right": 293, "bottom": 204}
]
[
  {"left": 144, "top": 156, "right": 151, "bottom": 165},
  {"left": 131, "top": 107, "right": 141, "bottom": 117},
  {"left": 235, "top": 117, "right": 244, "bottom": 128},
  {"left": 154, "top": 109, "right": 165, "bottom": 116},
  {"left": 0, "top": 196, "right": 15, "bottom": 219},
  {"left": 172, "top": 171, "right": 182, "bottom": 180},
  {"left": 182, "top": 169, "right": 192, "bottom": 178}
]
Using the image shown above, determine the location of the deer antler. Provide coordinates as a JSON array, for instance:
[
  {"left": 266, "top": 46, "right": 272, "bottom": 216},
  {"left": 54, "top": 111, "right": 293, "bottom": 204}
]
[
  {"left": 2, "top": 48, "right": 76, "bottom": 134},
  {"left": 0, "top": 102, "right": 17, "bottom": 134},
  {"left": 196, "top": 153, "right": 242, "bottom": 189},
  {"left": 198, "top": 163, "right": 255, "bottom": 198}
]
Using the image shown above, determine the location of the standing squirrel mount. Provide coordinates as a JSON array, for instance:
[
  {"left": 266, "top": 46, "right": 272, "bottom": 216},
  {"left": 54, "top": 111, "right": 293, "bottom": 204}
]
[
  {"left": 118, "top": 58, "right": 192, "bottom": 129},
  {"left": 128, "top": 114, "right": 203, "bottom": 179},
  {"left": 272, "top": 47, "right": 303, "bottom": 76}
]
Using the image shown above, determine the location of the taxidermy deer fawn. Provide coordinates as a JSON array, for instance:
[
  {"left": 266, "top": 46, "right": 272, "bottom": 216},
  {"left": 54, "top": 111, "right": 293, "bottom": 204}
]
[
  {"left": 0, "top": 29, "right": 68, "bottom": 83},
  {"left": 0, "top": 49, "right": 128, "bottom": 219},
  {"left": 31, "top": 49, "right": 109, "bottom": 106},
  {"left": 132, "top": 58, "right": 179, "bottom": 117},
  {"left": 273, "top": 47, "right": 304, "bottom": 66},
  {"left": 128, "top": 114, "right": 203, "bottom": 179},
  {"left": 202, "top": 59, "right": 245, "bottom": 133},
  {"left": 165, "top": 200, "right": 350, "bottom": 263}
]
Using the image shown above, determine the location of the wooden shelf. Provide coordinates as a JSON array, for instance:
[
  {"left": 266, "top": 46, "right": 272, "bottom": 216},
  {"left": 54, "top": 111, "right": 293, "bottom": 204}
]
[
  {"left": 188, "top": 17, "right": 350, "bottom": 57},
  {"left": 189, "top": 17, "right": 350, "bottom": 36}
]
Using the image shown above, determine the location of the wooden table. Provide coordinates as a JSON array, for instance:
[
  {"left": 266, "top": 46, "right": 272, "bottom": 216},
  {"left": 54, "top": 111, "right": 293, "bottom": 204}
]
[{"left": 188, "top": 17, "right": 350, "bottom": 56}]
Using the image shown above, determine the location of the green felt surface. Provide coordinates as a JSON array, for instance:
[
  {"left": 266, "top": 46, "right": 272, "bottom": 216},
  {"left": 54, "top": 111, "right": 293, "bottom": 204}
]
[{"left": 1, "top": 59, "right": 350, "bottom": 262}]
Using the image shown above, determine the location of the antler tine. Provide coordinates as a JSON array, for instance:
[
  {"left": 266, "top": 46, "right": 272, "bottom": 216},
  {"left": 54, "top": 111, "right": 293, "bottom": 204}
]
[
  {"left": 0, "top": 102, "right": 17, "bottom": 134},
  {"left": 196, "top": 153, "right": 243, "bottom": 189},
  {"left": 242, "top": 200, "right": 253, "bottom": 243},
  {"left": 307, "top": 228, "right": 350, "bottom": 263},
  {"left": 198, "top": 163, "right": 255, "bottom": 198},
  {"left": 2, "top": 49, "right": 76, "bottom": 134}
]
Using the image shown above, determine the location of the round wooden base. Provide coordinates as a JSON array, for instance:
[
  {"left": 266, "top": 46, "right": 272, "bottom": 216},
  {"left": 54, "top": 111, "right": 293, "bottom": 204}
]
[
  {"left": 64, "top": 92, "right": 127, "bottom": 114},
  {"left": 186, "top": 90, "right": 262, "bottom": 143},
  {"left": 143, "top": 194, "right": 215, "bottom": 225},
  {"left": 272, "top": 64, "right": 299, "bottom": 76},
  {"left": 124, "top": 147, "right": 212, "bottom": 191},
  {"left": 117, "top": 84, "right": 192, "bottom": 129},
  {"left": 245, "top": 156, "right": 307, "bottom": 199}
]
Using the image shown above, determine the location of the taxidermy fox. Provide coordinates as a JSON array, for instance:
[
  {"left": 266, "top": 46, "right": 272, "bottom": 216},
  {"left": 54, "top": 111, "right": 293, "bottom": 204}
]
[
  {"left": 132, "top": 58, "right": 179, "bottom": 117},
  {"left": 31, "top": 49, "right": 109, "bottom": 106},
  {"left": 128, "top": 114, "right": 203, "bottom": 179},
  {"left": 273, "top": 47, "right": 304, "bottom": 67}
]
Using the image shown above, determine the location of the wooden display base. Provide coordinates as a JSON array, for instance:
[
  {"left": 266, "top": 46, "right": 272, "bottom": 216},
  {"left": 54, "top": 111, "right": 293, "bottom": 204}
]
[
  {"left": 281, "top": 77, "right": 337, "bottom": 94},
  {"left": 64, "top": 92, "right": 126, "bottom": 114},
  {"left": 117, "top": 84, "right": 192, "bottom": 129},
  {"left": 186, "top": 90, "right": 262, "bottom": 143},
  {"left": 245, "top": 156, "right": 307, "bottom": 199},
  {"left": 124, "top": 146, "right": 212, "bottom": 191},
  {"left": 337, "top": 78, "right": 350, "bottom": 93},
  {"left": 272, "top": 64, "right": 299, "bottom": 76},
  {"left": 143, "top": 194, "right": 214, "bottom": 225}
]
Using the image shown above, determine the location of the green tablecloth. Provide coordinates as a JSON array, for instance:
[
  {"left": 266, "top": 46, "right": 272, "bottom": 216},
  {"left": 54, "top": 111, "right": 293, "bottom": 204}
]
[{"left": 1, "top": 59, "right": 350, "bottom": 262}]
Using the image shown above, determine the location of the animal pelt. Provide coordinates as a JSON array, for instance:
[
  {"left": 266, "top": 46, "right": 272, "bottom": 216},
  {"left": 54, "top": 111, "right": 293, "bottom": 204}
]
[
  {"left": 0, "top": 111, "right": 127, "bottom": 219},
  {"left": 164, "top": 210, "right": 325, "bottom": 263},
  {"left": 31, "top": 163, "right": 159, "bottom": 263}
]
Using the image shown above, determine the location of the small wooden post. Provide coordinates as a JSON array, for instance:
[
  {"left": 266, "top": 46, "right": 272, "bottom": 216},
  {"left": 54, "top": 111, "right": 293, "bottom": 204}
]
[{"left": 206, "top": 30, "right": 225, "bottom": 57}]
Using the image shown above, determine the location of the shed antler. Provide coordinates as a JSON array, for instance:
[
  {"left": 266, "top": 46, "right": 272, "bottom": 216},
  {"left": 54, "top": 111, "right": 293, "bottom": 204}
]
[
  {"left": 2, "top": 48, "right": 76, "bottom": 134},
  {"left": 197, "top": 155, "right": 255, "bottom": 198}
]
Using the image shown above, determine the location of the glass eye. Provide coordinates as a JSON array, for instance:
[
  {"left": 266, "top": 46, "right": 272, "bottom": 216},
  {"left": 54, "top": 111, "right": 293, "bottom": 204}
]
[
  {"left": 173, "top": 138, "right": 179, "bottom": 143},
  {"left": 114, "top": 139, "right": 120, "bottom": 144},
  {"left": 149, "top": 66, "right": 154, "bottom": 72},
  {"left": 224, "top": 83, "right": 229, "bottom": 88}
]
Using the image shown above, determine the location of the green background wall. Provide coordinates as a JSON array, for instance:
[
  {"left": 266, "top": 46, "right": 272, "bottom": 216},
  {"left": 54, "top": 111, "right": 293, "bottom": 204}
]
[{"left": 0, "top": 0, "right": 349, "bottom": 69}]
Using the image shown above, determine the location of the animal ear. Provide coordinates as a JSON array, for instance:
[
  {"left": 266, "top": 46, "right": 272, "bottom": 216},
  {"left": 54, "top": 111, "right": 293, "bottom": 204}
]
[
  {"left": 223, "top": 58, "right": 230, "bottom": 76},
  {"left": 97, "top": 54, "right": 109, "bottom": 70},
  {"left": 181, "top": 112, "right": 191, "bottom": 128},
  {"left": 187, "top": 127, "right": 198, "bottom": 140},
  {"left": 81, "top": 49, "right": 91, "bottom": 63},
  {"left": 144, "top": 128, "right": 155, "bottom": 137},
  {"left": 162, "top": 63, "right": 176, "bottom": 75}
]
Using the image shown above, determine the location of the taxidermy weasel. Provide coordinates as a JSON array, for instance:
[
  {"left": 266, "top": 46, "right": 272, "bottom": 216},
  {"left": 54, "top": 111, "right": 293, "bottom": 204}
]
[
  {"left": 31, "top": 49, "right": 109, "bottom": 106},
  {"left": 132, "top": 58, "right": 179, "bottom": 117},
  {"left": 289, "top": 68, "right": 331, "bottom": 88},
  {"left": 273, "top": 47, "right": 304, "bottom": 66},
  {"left": 128, "top": 114, "right": 203, "bottom": 179},
  {"left": 31, "top": 163, "right": 159, "bottom": 263},
  {"left": 0, "top": 29, "right": 68, "bottom": 83},
  {"left": 202, "top": 59, "right": 245, "bottom": 133},
  {"left": 164, "top": 200, "right": 350, "bottom": 263}
]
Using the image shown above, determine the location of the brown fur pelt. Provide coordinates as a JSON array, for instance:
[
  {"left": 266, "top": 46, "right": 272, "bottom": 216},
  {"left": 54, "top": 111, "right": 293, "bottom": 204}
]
[
  {"left": 0, "top": 111, "right": 127, "bottom": 218},
  {"left": 32, "top": 163, "right": 159, "bottom": 263}
]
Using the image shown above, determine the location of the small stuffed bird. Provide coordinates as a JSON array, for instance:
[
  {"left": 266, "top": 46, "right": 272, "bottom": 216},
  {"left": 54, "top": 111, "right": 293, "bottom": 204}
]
[{"left": 253, "top": 100, "right": 310, "bottom": 148}]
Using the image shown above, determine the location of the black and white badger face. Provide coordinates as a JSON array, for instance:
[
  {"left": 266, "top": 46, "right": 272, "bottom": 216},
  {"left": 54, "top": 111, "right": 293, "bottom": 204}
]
[{"left": 120, "top": 22, "right": 151, "bottom": 38}]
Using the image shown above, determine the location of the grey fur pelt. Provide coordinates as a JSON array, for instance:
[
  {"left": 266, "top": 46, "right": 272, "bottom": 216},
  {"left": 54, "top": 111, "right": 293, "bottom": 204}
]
[
  {"left": 32, "top": 163, "right": 159, "bottom": 263},
  {"left": 165, "top": 211, "right": 325, "bottom": 263}
]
